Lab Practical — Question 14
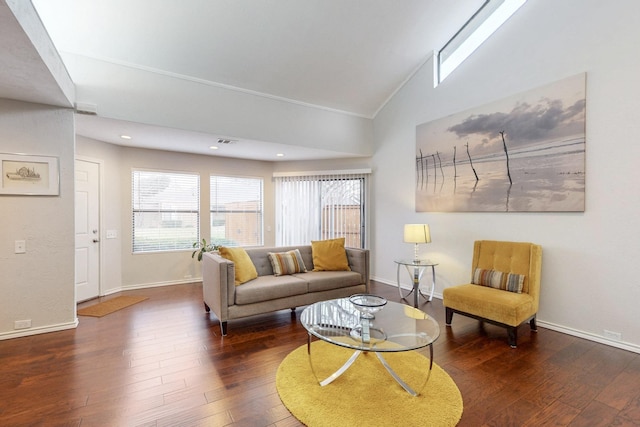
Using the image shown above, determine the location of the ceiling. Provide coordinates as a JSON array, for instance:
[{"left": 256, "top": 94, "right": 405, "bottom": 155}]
[{"left": 2, "top": 0, "right": 485, "bottom": 161}]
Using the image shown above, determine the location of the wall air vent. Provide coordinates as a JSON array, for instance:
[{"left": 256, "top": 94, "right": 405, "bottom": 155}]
[{"left": 74, "top": 102, "right": 98, "bottom": 115}]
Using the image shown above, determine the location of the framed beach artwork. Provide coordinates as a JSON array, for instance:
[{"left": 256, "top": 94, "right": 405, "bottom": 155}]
[
  {"left": 1, "top": 153, "right": 60, "bottom": 195},
  {"left": 415, "top": 73, "right": 586, "bottom": 212}
]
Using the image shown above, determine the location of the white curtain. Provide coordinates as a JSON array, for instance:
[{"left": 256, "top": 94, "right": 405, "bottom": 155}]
[{"left": 274, "top": 169, "right": 370, "bottom": 247}]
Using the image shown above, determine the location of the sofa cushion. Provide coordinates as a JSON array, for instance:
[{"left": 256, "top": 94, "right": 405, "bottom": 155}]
[
  {"left": 301, "top": 271, "right": 363, "bottom": 292},
  {"left": 235, "top": 275, "right": 308, "bottom": 305},
  {"left": 268, "top": 249, "right": 307, "bottom": 276},
  {"left": 472, "top": 268, "right": 525, "bottom": 293},
  {"left": 311, "top": 238, "right": 351, "bottom": 271},
  {"left": 219, "top": 247, "right": 258, "bottom": 285}
]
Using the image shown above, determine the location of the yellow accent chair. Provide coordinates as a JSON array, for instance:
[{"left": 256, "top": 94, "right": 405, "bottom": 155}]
[{"left": 443, "top": 240, "right": 542, "bottom": 348}]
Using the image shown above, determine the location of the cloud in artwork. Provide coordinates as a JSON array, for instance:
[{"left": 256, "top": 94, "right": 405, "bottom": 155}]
[{"left": 447, "top": 98, "right": 586, "bottom": 150}]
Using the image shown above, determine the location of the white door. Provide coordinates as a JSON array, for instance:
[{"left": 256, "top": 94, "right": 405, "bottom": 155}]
[{"left": 75, "top": 159, "right": 100, "bottom": 302}]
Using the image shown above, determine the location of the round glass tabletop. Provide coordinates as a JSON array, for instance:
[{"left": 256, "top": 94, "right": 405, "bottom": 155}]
[
  {"left": 300, "top": 297, "right": 440, "bottom": 352},
  {"left": 394, "top": 259, "right": 438, "bottom": 267}
]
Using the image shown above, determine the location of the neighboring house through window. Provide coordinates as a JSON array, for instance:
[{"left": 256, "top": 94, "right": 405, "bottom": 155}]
[
  {"left": 132, "top": 170, "right": 200, "bottom": 253},
  {"left": 210, "top": 175, "right": 264, "bottom": 247},
  {"left": 274, "top": 170, "right": 370, "bottom": 248}
]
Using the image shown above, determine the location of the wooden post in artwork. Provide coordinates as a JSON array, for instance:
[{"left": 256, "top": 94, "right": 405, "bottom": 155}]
[
  {"left": 417, "top": 149, "right": 429, "bottom": 189},
  {"left": 465, "top": 142, "right": 479, "bottom": 181},
  {"left": 453, "top": 146, "right": 458, "bottom": 178},
  {"left": 436, "top": 151, "right": 444, "bottom": 179},
  {"left": 499, "top": 130, "right": 513, "bottom": 185},
  {"left": 431, "top": 154, "right": 437, "bottom": 183}
]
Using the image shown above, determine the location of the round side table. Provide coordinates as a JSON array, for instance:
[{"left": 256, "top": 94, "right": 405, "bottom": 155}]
[{"left": 394, "top": 259, "right": 438, "bottom": 308}]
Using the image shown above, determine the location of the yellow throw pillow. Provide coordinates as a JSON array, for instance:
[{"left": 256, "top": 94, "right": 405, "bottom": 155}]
[
  {"left": 311, "top": 238, "right": 351, "bottom": 271},
  {"left": 219, "top": 247, "right": 258, "bottom": 285}
]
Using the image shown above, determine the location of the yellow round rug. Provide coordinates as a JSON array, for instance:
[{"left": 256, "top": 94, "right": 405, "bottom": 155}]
[{"left": 276, "top": 341, "right": 463, "bottom": 426}]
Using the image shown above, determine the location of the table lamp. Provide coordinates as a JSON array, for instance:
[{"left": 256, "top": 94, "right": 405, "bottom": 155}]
[{"left": 404, "top": 224, "right": 431, "bottom": 262}]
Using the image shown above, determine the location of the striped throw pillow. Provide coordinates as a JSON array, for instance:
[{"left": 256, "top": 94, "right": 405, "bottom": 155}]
[
  {"left": 472, "top": 268, "right": 525, "bottom": 293},
  {"left": 505, "top": 272, "right": 526, "bottom": 293},
  {"left": 268, "top": 249, "right": 307, "bottom": 276},
  {"left": 472, "top": 268, "right": 504, "bottom": 289}
]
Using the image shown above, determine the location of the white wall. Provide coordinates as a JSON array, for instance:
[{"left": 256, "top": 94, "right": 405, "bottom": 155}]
[
  {"left": 0, "top": 99, "right": 76, "bottom": 338},
  {"left": 77, "top": 138, "right": 373, "bottom": 293},
  {"left": 67, "top": 54, "right": 374, "bottom": 156},
  {"left": 77, "top": 139, "right": 276, "bottom": 291},
  {"left": 371, "top": 0, "right": 640, "bottom": 352}
]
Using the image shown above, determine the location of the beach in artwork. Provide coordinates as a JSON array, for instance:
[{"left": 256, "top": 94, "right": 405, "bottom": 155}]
[{"left": 415, "top": 74, "right": 586, "bottom": 212}]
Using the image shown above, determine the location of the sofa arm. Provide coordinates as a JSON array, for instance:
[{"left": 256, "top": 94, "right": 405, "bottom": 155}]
[
  {"left": 346, "top": 247, "right": 370, "bottom": 292},
  {"left": 202, "top": 252, "right": 234, "bottom": 322}
]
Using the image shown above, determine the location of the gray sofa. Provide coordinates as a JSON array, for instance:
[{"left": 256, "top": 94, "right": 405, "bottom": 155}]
[{"left": 202, "top": 245, "right": 369, "bottom": 335}]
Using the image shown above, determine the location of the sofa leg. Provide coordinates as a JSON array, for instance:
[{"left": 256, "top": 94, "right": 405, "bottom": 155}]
[
  {"left": 529, "top": 316, "right": 537, "bottom": 332},
  {"left": 220, "top": 321, "right": 228, "bottom": 336},
  {"left": 204, "top": 302, "right": 210, "bottom": 312},
  {"left": 508, "top": 327, "right": 517, "bottom": 348},
  {"left": 445, "top": 307, "right": 453, "bottom": 325}
]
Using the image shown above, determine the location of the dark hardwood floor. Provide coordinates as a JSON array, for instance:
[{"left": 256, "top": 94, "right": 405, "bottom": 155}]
[{"left": 1, "top": 281, "right": 638, "bottom": 426}]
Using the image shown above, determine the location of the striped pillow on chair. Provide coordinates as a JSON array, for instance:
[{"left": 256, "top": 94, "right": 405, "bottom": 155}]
[{"left": 472, "top": 268, "right": 525, "bottom": 293}]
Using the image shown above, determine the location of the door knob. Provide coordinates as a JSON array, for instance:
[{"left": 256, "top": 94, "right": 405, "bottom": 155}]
[{"left": 93, "top": 239, "right": 100, "bottom": 243}]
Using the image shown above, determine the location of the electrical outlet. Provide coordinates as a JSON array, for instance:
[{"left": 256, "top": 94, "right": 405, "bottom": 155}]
[
  {"left": 15, "top": 240, "right": 26, "bottom": 254},
  {"left": 14, "top": 319, "right": 31, "bottom": 329},
  {"left": 603, "top": 330, "right": 622, "bottom": 341}
]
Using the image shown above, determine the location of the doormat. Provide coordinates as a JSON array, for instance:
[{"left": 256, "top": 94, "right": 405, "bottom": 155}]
[{"left": 77, "top": 296, "right": 148, "bottom": 317}]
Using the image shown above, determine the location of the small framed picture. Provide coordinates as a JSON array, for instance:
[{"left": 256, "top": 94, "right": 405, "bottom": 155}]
[{"left": 0, "top": 153, "right": 60, "bottom": 196}]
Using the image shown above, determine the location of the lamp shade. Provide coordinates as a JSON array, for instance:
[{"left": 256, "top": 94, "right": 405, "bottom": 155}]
[{"left": 404, "top": 224, "right": 431, "bottom": 244}]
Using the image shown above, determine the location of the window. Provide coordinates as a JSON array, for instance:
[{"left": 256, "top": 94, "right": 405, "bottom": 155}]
[
  {"left": 274, "top": 170, "right": 370, "bottom": 248},
  {"left": 436, "top": 0, "right": 527, "bottom": 86},
  {"left": 132, "top": 170, "right": 199, "bottom": 253},
  {"left": 210, "top": 175, "right": 263, "bottom": 247}
]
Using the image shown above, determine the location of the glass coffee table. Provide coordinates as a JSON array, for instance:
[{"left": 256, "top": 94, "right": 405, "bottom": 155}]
[{"left": 300, "top": 297, "right": 440, "bottom": 396}]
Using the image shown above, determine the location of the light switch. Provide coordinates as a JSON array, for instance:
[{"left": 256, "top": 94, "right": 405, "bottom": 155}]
[
  {"left": 106, "top": 230, "right": 117, "bottom": 239},
  {"left": 15, "top": 240, "right": 26, "bottom": 254}
]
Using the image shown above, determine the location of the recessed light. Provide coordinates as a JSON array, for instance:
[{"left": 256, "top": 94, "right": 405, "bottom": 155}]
[
  {"left": 276, "top": 153, "right": 285, "bottom": 157},
  {"left": 209, "top": 146, "right": 219, "bottom": 150},
  {"left": 120, "top": 134, "right": 132, "bottom": 140}
]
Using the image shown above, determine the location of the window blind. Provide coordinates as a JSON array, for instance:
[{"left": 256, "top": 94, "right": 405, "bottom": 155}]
[
  {"left": 132, "top": 170, "right": 200, "bottom": 253},
  {"left": 274, "top": 170, "right": 369, "bottom": 248},
  {"left": 210, "top": 175, "right": 263, "bottom": 247}
]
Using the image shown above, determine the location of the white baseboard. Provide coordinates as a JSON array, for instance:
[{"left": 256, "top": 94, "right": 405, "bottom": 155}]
[
  {"left": 0, "top": 319, "right": 78, "bottom": 341},
  {"left": 537, "top": 320, "right": 640, "bottom": 354},
  {"left": 371, "top": 275, "right": 639, "bottom": 354},
  {"left": 102, "top": 278, "right": 202, "bottom": 296}
]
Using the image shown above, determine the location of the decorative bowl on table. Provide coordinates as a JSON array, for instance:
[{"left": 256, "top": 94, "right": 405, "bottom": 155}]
[{"left": 349, "top": 294, "right": 387, "bottom": 319}]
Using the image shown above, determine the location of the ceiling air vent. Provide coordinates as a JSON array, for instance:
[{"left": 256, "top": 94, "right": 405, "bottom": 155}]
[{"left": 217, "top": 138, "right": 237, "bottom": 144}]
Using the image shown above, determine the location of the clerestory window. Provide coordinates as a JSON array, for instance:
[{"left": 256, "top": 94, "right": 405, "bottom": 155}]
[{"left": 436, "top": 0, "right": 527, "bottom": 86}]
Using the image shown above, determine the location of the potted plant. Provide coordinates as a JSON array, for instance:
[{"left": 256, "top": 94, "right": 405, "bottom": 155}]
[{"left": 191, "top": 238, "right": 221, "bottom": 261}]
